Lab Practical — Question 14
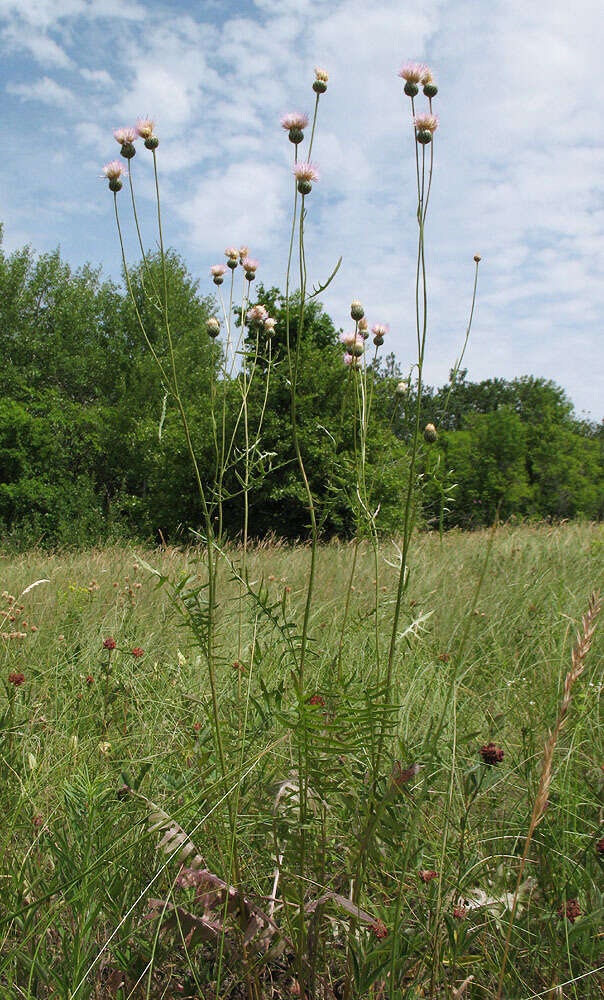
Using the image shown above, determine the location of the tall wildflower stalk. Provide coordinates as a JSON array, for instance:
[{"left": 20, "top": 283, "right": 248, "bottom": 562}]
[{"left": 105, "top": 123, "right": 263, "bottom": 999}]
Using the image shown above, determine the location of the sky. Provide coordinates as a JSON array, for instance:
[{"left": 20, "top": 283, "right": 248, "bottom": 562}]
[{"left": 0, "top": 0, "right": 602, "bottom": 419}]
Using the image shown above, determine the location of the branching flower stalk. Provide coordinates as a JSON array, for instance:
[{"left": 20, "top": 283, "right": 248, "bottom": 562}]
[
  {"left": 282, "top": 87, "right": 325, "bottom": 990},
  {"left": 109, "top": 144, "right": 257, "bottom": 997}
]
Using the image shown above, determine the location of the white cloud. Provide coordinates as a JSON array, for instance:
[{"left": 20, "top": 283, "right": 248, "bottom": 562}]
[
  {"left": 1, "top": 24, "right": 73, "bottom": 67},
  {"left": 0, "top": 0, "right": 602, "bottom": 417},
  {"left": 80, "top": 68, "right": 113, "bottom": 86},
  {"left": 7, "top": 76, "right": 76, "bottom": 108}
]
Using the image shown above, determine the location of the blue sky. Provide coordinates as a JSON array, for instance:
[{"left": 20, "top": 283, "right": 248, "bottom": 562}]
[{"left": 1, "top": 0, "right": 602, "bottom": 419}]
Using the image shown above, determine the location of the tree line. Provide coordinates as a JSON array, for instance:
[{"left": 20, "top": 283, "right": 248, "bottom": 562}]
[{"left": 0, "top": 228, "right": 601, "bottom": 547}]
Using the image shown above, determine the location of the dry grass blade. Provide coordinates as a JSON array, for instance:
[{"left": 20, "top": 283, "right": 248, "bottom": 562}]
[
  {"left": 305, "top": 891, "right": 375, "bottom": 925},
  {"left": 495, "top": 589, "right": 601, "bottom": 1000},
  {"left": 122, "top": 787, "right": 205, "bottom": 870},
  {"left": 533, "top": 588, "right": 602, "bottom": 827},
  {"left": 146, "top": 898, "right": 224, "bottom": 947}
]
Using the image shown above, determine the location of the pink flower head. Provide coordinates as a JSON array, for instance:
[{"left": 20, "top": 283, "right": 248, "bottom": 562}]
[
  {"left": 113, "top": 126, "right": 137, "bottom": 145},
  {"left": 101, "top": 161, "right": 128, "bottom": 181},
  {"left": 314, "top": 67, "right": 329, "bottom": 83},
  {"left": 224, "top": 246, "right": 239, "bottom": 259},
  {"left": 242, "top": 257, "right": 259, "bottom": 273},
  {"left": 340, "top": 331, "right": 365, "bottom": 357},
  {"left": 135, "top": 118, "right": 155, "bottom": 140},
  {"left": 398, "top": 62, "right": 427, "bottom": 84},
  {"left": 246, "top": 304, "right": 269, "bottom": 325},
  {"left": 293, "top": 162, "right": 319, "bottom": 183},
  {"left": 371, "top": 323, "right": 389, "bottom": 338},
  {"left": 340, "top": 330, "right": 362, "bottom": 349},
  {"left": 344, "top": 354, "right": 361, "bottom": 369},
  {"left": 280, "top": 112, "right": 309, "bottom": 131},
  {"left": 414, "top": 113, "right": 439, "bottom": 133},
  {"left": 210, "top": 264, "right": 227, "bottom": 277}
]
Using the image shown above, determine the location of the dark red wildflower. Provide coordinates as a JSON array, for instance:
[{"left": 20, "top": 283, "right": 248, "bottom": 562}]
[
  {"left": 86, "top": 675, "right": 94, "bottom": 685},
  {"left": 479, "top": 742, "right": 504, "bottom": 765},
  {"left": 438, "top": 653, "right": 451, "bottom": 663},
  {"left": 596, "top": 836, "right": 604, "bottom": 857},
  {"left": 558, "top": 899, "right": 581, "bottom": 923},
  {"left": 131, "top": 647, "right": 144, "bottom": 658},
  {"left": 308, "top": 694, "right": 326, "bottom": 707},
  {"left": 370, "top": 919, "right": 388, "bottom": 939},
  {"left": 193, "top": 722, "right": 202, "bottom": 732},
  {"left": 391, "top": 761, "right": 421, "bottom": 788},
  {"left": 419, "top": 869, "right": 438, "bottom": 883},
  {"left": 453, "top": 905, "right": 467, "bottom": 920},
  {"left": 103, "top": 637, "right": 116, "bottom": 650},
  {"left": 33, "top": 814, "right": 43, "bottom": 828},
  {"left": 8, "top": 672, "right": 25, "bottom": 686}
]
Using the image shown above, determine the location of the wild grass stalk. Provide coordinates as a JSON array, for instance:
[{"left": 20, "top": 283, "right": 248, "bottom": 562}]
[{"left": 495, "top": 589, "right": 602, "bottom": 1000}]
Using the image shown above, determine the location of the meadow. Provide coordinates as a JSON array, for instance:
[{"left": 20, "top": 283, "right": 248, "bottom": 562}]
[
  {"left": 1, "top": 51, "right": 603, "bottom": 1000},
  {"left": 1, "top": 522, "right": 602, "bottom": 998}
]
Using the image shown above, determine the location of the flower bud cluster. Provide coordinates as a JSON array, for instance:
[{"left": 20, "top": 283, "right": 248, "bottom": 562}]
[
  {"left": 101, "top": 119, "right": 159, "bottom": 192},
  {"left": 398, "top": 62, "right": 440, "bottom": 144}
]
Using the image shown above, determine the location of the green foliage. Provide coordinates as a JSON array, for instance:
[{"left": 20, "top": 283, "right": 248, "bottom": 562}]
[{"left": 0, "top": 234, "right": 601, "bottom": 546}]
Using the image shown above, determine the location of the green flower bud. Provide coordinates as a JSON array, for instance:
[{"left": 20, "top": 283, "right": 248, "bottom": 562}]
[
  {"left": 416, "top": 129, "right": 433, "bottom": 145},
  {"left": 350, "top": 300, "right": 365, "bottom": 321},
  {"left": 313, "top": 80, "right": 327, "bottom": 94},
  {"left": 120, "top": 142, "right": 136, "bottom": 159},
  {"left": 404, "top": 81, "right": 419, "bottom": 97},
  {"left": 423, "top": 83, "right": 438, "bottom": 98},
  {"left": 288, "top": 127, "right": 304, "bottom": 144},
  {"left": 297, "top": 179, "right": 312, "bottom": 195},
  {"left": 206, "top": 317, "right": 221, "bottom": 338},
  {"left": 144, "top": 136, "right": 159, "bottom": 150},
  {"left": 108, "top": 179, "right": 123, "bottom": 192},
  {"left": 424, "top": 423, "right": 438, "bottom": 443}
]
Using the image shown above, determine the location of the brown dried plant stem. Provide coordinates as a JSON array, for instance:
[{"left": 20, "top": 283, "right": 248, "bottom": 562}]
[{"left": 495, "top": 590, "right": 602, "bottom": 1000}]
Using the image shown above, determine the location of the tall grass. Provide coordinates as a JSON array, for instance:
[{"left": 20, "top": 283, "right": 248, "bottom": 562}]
[{"left": 1, "top": 524, "right": 602, "bottom": 997}]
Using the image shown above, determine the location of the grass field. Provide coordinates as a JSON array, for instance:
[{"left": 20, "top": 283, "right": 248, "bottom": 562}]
[{"left": 1, "top": 522, "right": 602, "bottom": 998}]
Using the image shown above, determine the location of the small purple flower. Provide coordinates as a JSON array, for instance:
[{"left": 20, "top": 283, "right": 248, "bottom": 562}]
[
  {"left": 102, "top": 161, "right": 128, "bottom": 191},
  {"left": 135, "top": 119, "right": 155, "bottom": 140},
  {"left": 102, "top": 161, "right": 128, "bottom": 181},
  {"left": 340, "top": 331, "right": 365, "bottom": 357},
  {"left": 241, "top": 257, "right": 258, "bottom": 271},
  {"left": 280, "top": 112, "right": 309, "bottom": 131},
  {"left": 398, "top": 62, "right": 427, "bottom": 84},
  {"left": 113, "top": 126, "right": 137, "bottom": 145},
  {"left": 246, "top": 304, "right": 268, "bottom": 326},
  {"left": 210, "top": 264, "right": 227, "bottom": 285},
  {"left": 293, "top": 162, "right": 319, "bottom": 184},
  {"left": 371, "top": 323, "right": 389, "bottom": 338},
  {"left": 414, "top": 113, "right": 439, "bottom": 133}
]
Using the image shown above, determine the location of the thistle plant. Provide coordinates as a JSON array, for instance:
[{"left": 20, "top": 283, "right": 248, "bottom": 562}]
[{"left": 56, "top": 56, "right": 600, "bottom": 1000}]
